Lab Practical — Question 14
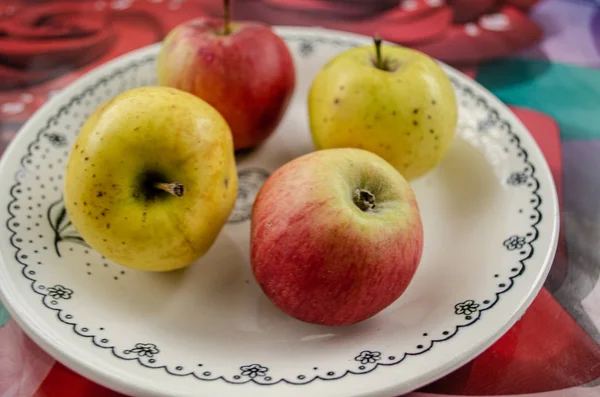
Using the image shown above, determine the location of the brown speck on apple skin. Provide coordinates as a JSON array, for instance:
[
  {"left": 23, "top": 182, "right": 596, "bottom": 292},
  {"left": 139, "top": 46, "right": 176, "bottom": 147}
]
[
  {"left": 334, "top": 98, "right": 340, "bottom": 105},
  {"left": 413, "top": 121, "right": 418, "bottom": 126},
  {"left": 224, "top": 178, "right": 229, "bottom": 188},
  {"left": 392, "top": 111, "right": 397, "bottom": 116},
  {"left": 97, "top": 192, "right": 104, "bottom": 198},
  {"left": 83, "top": 202, "right": 87, "bottom": 206},
  {"left": 413, "top": 109, "right": 419, "bottom": 114},
  {"left": 106, "top": 223, "right": 110, "bottom": 229}
]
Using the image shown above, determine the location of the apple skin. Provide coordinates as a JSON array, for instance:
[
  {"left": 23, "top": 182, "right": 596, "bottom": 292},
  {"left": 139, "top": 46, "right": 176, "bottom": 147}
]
[
  {"left": 64, "top": 86, "right": 238, "bottom": 272},
  {"left": 308, "top": 44, "right": 458, "bottom": 180},
  {"left": 157, "top": 18, "right": 296, "bottom": 151},
  {"left": 250, "top": 148, "right": 423, "bottom": 326}
]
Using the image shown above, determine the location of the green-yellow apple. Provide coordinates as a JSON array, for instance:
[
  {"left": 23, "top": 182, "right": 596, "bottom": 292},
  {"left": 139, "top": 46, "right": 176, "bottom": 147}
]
[
  {"left": 250, "top": 148, "right": 423, "bottom": 326},
  {"left": 64, "top": 86, "right": 238, "bottom": 272},
  {"left": 156, "top": 0, "right": 295, "bottom": 151},
  {"left": 308, "top": 38, "right": 458, "bottom": 180}
]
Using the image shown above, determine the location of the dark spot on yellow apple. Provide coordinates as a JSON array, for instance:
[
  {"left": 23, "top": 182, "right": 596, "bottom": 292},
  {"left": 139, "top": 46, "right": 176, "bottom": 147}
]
[
  {"left": 103, "top": 239, "right": 107, "bottom": 242},
  {"left": 121, "top": 270, "right": 125, "bottom": 275},
  {"left": 75, "top": 144, "right": 79, "bottom": 149},
  {"left": 430, "top": 129, "right": 434, "bottom": 134},
  {"left": 83, "top": 202, "right": 87, "bottom": 206},
  {"left": 95, "top": 217, "right": 99, "bottom": 220},
  {"left": 432, "top": 100, "right": 437, "bottom": 105},
  {"left": 106, "top": 223, "right": 110, "bottom": 229},
  {"left": 434, "top": 145, "right": 439, "bottom": 150},
  {"left": 340, "top": 85, "right": 345, "bottom": 90},
  {"left": 114, "top": 276, "right": 118, "bottom": 280},
  {"left": 413, "top": 121, "right": 418, "bottom": 126},
  {"left": 413, "top": 109, "right": 419, "bottom": 114},
  {"left": 97, "top": 192, "right": 104, "bottom": 197},
  {"left": 427, "top": 115, "right": 432, "bottom": 120},
  {"left": 101, "top": 212, "right": 106, "bottom": 217},
  {"left": 434, "top": 136, "right": 439, "bottom": 141},
  {"left": 404, "top": 162, "right": 410, "bottom": 168},
  {"left": 392, "top": 111, "right": 396, "bottom": 116},
  {"left": 224, "top": 178, "right": 229, "bottom": 188},
  {"left": 84, "top": 157, "right": 89, "bottom": 161},
  {"left": 366, "top": 125, "right": 372, "bottom": 130},
  {"left": 134, "top": 127, "right": 139, "bottom": 131},
  {"left": 334, "top": 98, "right": 340, "bottom": 105},
  {"left": 73, "top": 202, "right": 77, "bottom": 206}
]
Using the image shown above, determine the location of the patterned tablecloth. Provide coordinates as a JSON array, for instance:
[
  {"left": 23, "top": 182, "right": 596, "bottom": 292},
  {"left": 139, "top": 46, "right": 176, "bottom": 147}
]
[{"left": 1, "top": 0, "right": 600, "bottom": 396}]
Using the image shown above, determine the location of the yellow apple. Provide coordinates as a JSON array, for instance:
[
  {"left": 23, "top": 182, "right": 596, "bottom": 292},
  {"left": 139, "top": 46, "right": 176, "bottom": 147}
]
[
  {"left": 308, "top": 39, "right": 458, "bottom": 180},
  {"left": 64, "top": 86, "right": 238, "bottom": 272}
]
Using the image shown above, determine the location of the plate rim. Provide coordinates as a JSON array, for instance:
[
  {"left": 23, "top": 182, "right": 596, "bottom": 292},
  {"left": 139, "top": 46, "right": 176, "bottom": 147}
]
[{"left": 0, "top": 25, "right": 560, "bottom": 397}]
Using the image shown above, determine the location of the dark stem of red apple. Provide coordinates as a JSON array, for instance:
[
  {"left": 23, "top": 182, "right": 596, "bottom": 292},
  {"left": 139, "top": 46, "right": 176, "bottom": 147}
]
[
  {"left": 374, "top": 35, "right": 383, "bottom": 70},
  {"left": 354, "top": 188, "right": 376, "bottom": 212},
  {"left": 223, "top": 0, "right": 232, "bottom": 35},
  {"left": 154, "top": 182, "right": 185, "bottom": 198}
]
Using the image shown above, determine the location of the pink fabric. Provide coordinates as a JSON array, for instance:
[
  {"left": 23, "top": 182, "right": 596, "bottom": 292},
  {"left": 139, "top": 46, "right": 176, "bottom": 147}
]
[{"left": 0, "top": 321, "right": 54, "bottom": 397}]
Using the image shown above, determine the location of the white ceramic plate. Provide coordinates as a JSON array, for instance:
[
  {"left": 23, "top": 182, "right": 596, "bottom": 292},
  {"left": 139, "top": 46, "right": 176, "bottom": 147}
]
[{"left": 0, "top": 27, "right": 559, "bottom": 397}]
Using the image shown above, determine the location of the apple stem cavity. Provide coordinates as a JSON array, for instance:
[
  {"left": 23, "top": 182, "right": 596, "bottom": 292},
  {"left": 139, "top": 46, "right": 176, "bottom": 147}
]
[
  {"left": 353, "top": 188, "right": 376, "bottom": 212},
  {"left": 223, "top": 0, "right": 232, "bottom": 35},
  {"left": 374, "top": 35, "right": 383, "bottom": 70},
  {"left": 154, "top": 182, "right": 185, "bottom": 198}
]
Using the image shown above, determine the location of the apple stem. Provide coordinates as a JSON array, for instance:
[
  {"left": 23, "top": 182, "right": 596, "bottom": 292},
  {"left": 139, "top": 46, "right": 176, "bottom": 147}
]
[
  {"left": 223, "top": 0, "right": 231, "bottom": 35},
  {"left": 154, "top": 182, "right": 185, "bottom": 198},
  {"left": 374, "top": 35, "right": 383, "bottom": 70},
  {"left": 353, "top": 189, "right": 376, "bottom": 212}
]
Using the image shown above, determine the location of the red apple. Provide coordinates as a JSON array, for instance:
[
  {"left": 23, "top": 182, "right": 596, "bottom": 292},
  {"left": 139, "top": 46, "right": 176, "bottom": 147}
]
[
  {"left": 250, "top": 148, "right": 424, "bottom": 326},
  {"left": 156, "top": 1, "right": 295, "bottom": 151}
]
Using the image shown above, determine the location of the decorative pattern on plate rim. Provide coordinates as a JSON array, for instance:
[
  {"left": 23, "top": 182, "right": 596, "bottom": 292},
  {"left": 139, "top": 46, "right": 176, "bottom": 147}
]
[{"left": 5, "top": 34, "right": 542, "bottom": 386}]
